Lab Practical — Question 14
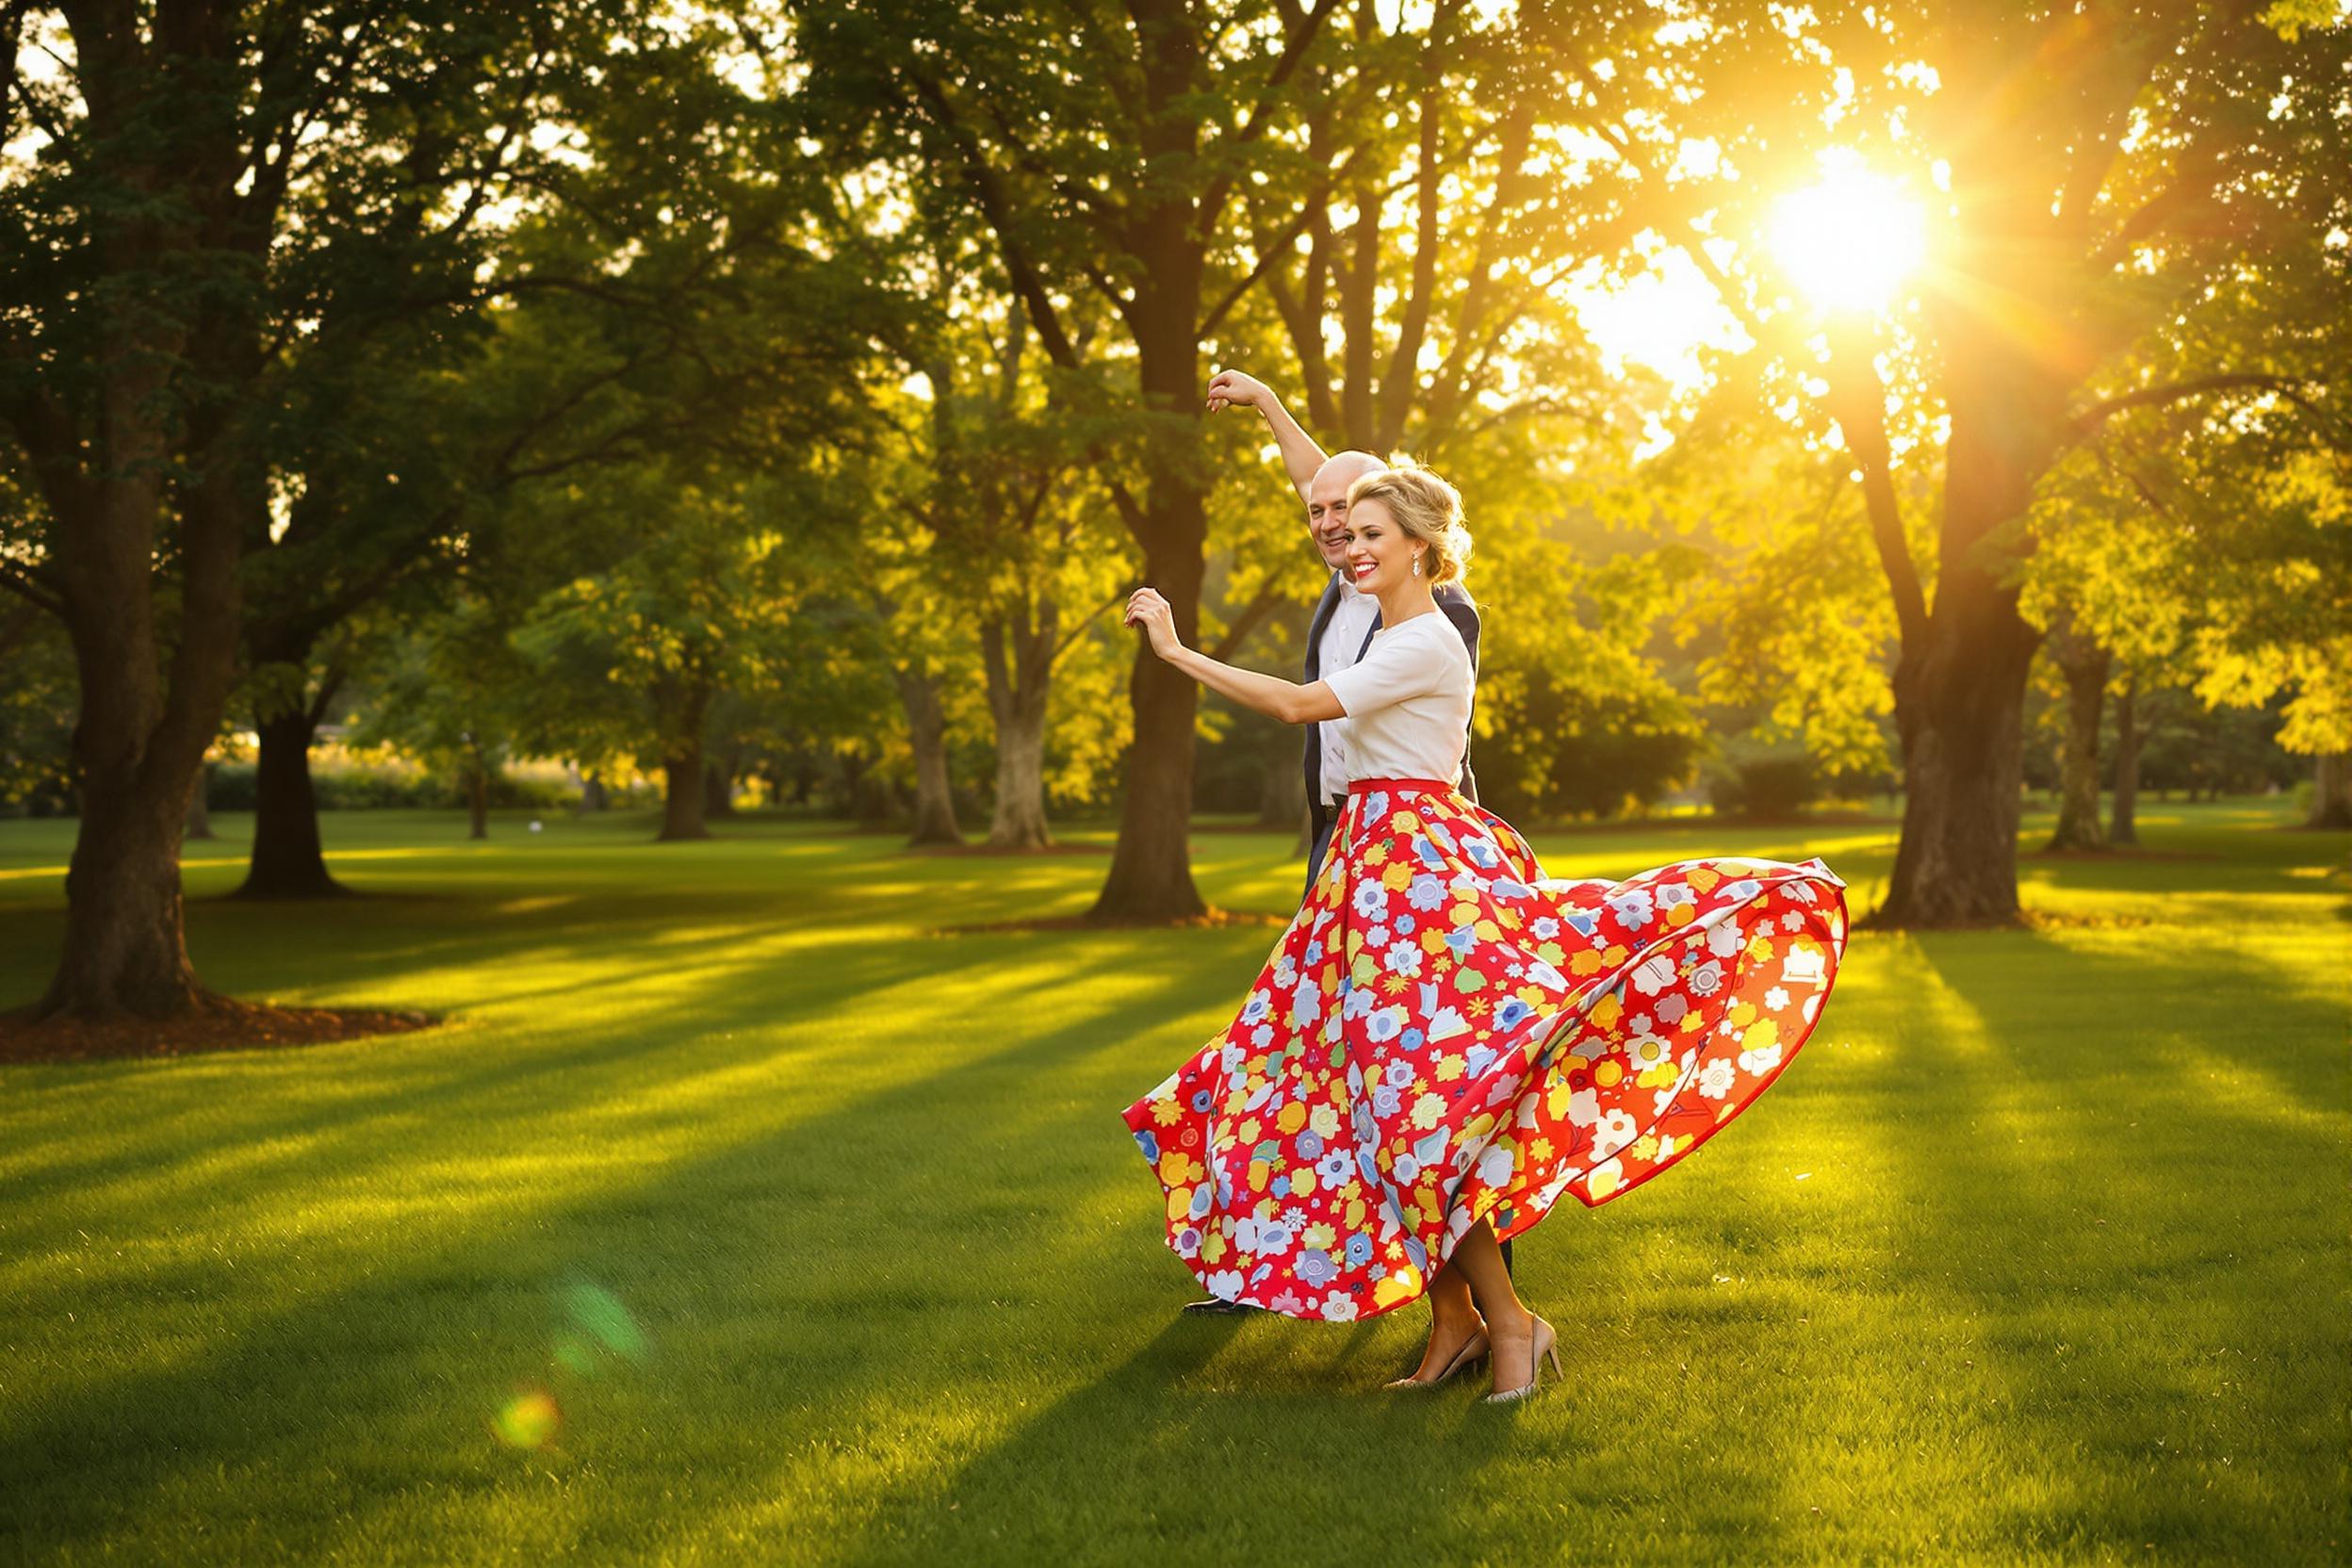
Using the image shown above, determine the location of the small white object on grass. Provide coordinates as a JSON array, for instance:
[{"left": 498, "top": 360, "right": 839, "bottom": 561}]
[{"left": 530, "top": 820, "right": 544, "bottom": 833}]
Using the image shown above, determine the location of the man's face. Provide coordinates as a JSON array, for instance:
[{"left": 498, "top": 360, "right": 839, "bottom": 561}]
[{"left": 1306, "top": 457, "right": 1381, "bottom": 573}]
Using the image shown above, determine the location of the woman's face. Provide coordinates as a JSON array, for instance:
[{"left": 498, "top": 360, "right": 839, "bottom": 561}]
[{"left": 1343, "top": 497, "right": 1422, "bottom": 596}]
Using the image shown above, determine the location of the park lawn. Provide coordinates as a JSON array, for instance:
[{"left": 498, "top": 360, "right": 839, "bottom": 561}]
[{"left": 1, "top": 801, "right": 2345, "bottom": 1565}]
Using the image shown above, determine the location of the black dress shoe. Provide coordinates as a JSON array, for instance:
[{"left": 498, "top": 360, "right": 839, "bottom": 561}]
[{"left": 1181, "top": 1297, "right": 1261, "bottom": 1315}]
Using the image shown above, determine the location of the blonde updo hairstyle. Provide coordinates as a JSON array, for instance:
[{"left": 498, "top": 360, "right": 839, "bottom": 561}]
[{"left": 1345, "top": 461, "right": 1473, "bottom": 588}]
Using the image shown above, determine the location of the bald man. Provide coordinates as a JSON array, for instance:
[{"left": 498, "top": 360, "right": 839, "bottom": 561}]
[{"left": 1205, "top": 369, "right": 1481, "bottom": 892}]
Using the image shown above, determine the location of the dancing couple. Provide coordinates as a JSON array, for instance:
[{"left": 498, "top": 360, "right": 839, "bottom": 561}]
[{"left": 1121, "top": 370, "right": 1848, "bottom": 1403}]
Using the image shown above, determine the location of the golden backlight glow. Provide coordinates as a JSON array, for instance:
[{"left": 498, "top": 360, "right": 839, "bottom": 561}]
[{"left": 1769, "top": 160, "right": 1926, "bottom": 314}]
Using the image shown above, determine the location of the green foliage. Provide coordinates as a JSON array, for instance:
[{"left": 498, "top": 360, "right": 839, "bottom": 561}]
[
  {"left": 1633, "top": 379, "right": 1912, "bottom": 779},
  {"left": 0, "top": 608, "right": 75, "bottom": 812},
  {"left": 507, "top": 468, "right": 804, "bottom": 770},
  {"left": 351, "top": 596, "right": 534, "bottom": 802}
]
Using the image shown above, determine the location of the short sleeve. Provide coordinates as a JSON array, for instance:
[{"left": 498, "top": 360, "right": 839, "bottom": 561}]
[{"left": 1324, "top": 620, "right": 1447, "bottom": 717}]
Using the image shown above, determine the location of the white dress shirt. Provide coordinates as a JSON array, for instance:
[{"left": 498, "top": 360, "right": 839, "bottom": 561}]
[{"left": 1315, "top": 575, "right": 1380, "bottom": 799}]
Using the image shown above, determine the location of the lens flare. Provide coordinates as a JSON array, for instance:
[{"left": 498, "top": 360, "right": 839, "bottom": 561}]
[
  {"left": 493, "top": 1388, "right": 562, "bottom": 1449},
  {"left": 489, "top": 1281, "right": 647, "bottom": 1451},
  {"left": 1769, "top": 158, "right": 1926, "bottom": 314},
  {"left": 560, "top": 1281, "right": 648, "bottom": 1365}
]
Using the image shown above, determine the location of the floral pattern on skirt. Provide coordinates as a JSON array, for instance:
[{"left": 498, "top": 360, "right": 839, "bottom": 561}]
[{"left": 1123, "top": 777, "right": 1847, "bottom": 1322}]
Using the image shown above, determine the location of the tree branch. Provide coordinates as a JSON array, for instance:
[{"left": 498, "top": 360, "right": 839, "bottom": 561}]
[
  {"left": 0, "top": 557, "right": 65, "bottom": 618},
  {"left": 2068, "top": 373, "right": 2316, "bottom": 437},
  {"left": 1821, "top": 326, "right": 1927, "bottom": 646},
  {"left": 1204, "top": 582, "right": 1285, "bottom": 663},
  {"left": 1377, "top": 68, "right": 1444, "bottom": 452},
  {"left": 0, "top": 594, "right": 51, "bottom": 657},
  {"left": 904, "top": 66, "right": 1088, "bottom": 370},
  {"left": 1200, "top": 145, "right": 1364, "bottom": 339},
  {"left": 1047, "top": 589, "right": 1125, "bottom": 669},
  {"left": 2093, "top": 140, "right": 2229, "bottom": 269},
  {"left": 979, "top": 91, "right": 1128, "bottom": 244},
  {"left": 1107, "top": 479, "right": 1146, "bottom": 541},
  {"left": 1196, "top": 0, "right": 1342, "bottom": 234}
]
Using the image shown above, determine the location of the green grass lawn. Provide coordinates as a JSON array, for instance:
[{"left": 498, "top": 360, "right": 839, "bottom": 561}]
[{"left": 2, "top": 801, "right": 2346, "bottom": 1564}]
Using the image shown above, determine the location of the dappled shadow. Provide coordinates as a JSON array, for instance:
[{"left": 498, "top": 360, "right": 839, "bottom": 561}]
[
  {"left": 0, "top": 925, "right": 1168, "bottom": 1277},
  {"left": 1810, "top": 924, "right": 2351, "bottom": 1555},
  {"left": 0, "top": 909, "right": 1267, "bottom": 1560}
]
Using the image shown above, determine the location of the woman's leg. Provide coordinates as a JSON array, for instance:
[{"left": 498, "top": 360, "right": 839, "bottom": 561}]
[
  {"left": 1396, "top": 1261, "right": 1486, "bottom": 1383},
  {"left": 1446, "top": 1219, "right": 1546, "bottom": 1396}
]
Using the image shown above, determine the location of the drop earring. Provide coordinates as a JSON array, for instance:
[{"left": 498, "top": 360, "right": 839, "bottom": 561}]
[{"left": 1412, "top": 554, "right": 1422, "bottom": 576}]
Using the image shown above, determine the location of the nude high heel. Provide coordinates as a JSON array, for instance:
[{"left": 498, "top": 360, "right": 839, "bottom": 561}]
[
  {"left": 1384, "top": 1327, "right": 1490, "bottom": 1390},
  {"left": 1482, "top": 1316, "right": 1560, "bottom": 1405}
]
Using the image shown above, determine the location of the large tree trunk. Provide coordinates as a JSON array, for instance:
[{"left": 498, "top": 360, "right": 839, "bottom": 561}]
[
  {"left": 237, "top": 699, "right": 347, "bottom": 898},
  {"left": 704, "top": 735, "right": 742, "bottom": 819},
  {"left": 466, "top": 750, "right": 491, "bottom": 841},
  {"left": 660, "top": 753, "right": 708, "bottom": 841},
  {"left": 655, "top": 675, "right": 712, "bottom": 841},
  {"left": 184, "top": 764, "right": 215, "bottom": 841},
  {"left": 2109, "top": 676, "right": 2141, "bottom": 846},
  {"left": 988, "top": 702, "right": 1053, "bottom": 849},
  {"left": 580, "top": 773, "right": 609, "bottom": 812},
  {"left": 2043, "top": 623, "right": 2110, "bottom": 853},
  {"left": 1854, "top": 248, "right": 2082, "bottom": 929},
  {"left": 2310, "top": 751, "right": 2352, "bottom": 831},
  {"left": 1089, "top": 110, "right": 1208, "bottom": 920},
  {"left": 41, "top": 771, "right": 209, "bottom": 1019},
  {"left": 1879, "top": 634, "right": 2038, "bottom": 924},
  {"left": 1870, "top": 334, "right": 2060, "bottom": 927},
  {"left": 980, "top": 604, "right": 1056, "bottom": 850},
  {"left": 1092, "top": 529, "right": 1206, "bottom": 921},
  {"left": 26, "top": 351, "right": 242, "bottom": 1021},
  {"left": 703, "top": 761, "right": 735, "bottom": 820},
  {"left": 895, "top": 662, "right": 964, "bottom": 846}
]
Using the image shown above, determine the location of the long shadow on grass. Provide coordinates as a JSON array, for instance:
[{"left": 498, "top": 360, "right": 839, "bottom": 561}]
[
  {"left": 0, "top": 865, "right": 1115, "bottom": 1180},
  {"left": 1841, "top": 927, "right": 2349, "bottom": 1560},
  {"left": 0, "top": 920, "right": 902, "bottom": 1192},
  {"left": 0, "top": 911, "right": 1284, "bottom": 1561},
  {"left": 0, "top": 924, "right": 1168, "bottom": 1282}
]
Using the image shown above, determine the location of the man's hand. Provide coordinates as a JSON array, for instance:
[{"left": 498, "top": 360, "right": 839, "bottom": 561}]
[
  {"left": 1123, "top": 587, "right": 1182, "bottom": 660},
  {"left": 1205, "top": 368, "right": 1275, "bottom": 416}
]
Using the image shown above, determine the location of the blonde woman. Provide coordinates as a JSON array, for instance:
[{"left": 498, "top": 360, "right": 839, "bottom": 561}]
[{"left": 1121, "top": 464, "right": 1847, "bottom": 1402}]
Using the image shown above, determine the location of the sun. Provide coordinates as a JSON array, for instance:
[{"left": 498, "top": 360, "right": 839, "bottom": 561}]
[{"left": 1769, "top": 158, "right": 1926, "bottom": 315}]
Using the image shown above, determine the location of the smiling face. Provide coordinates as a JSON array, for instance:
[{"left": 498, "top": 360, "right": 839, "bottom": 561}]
[
  {"left": 1342, "top": 496, "right": 1423, "bottom": 596},
  {"left": 1305, "top": 452, "right": 1385, "bottom": 573}
]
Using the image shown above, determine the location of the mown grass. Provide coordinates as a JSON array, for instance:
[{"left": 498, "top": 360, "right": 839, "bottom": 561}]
[{"left": 1, "top": 800, "right": 2345, "bottom": 1565}]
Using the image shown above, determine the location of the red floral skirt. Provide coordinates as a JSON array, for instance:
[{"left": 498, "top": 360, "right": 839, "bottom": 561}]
[{"left": 1123, "top": 777, "right": 1847, "bottom": 1321}]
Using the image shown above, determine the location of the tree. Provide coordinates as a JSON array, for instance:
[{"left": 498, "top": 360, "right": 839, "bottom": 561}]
[
  {"left": 2185, "top": 446, "right": 2352, "bottom": 828},
  {"left": 2026, "top": 151, "right": 2352, "bottom": 838},
  {"left": 802, "top": 0, "right": 1363, "bottom": 919},
  {"left": 352, "top": 599, "right": 530, "bottom": 841},
  {"left": 513, "top": 468, "right": 807, "bottom": 841},
  {"left": 1576, "top": 0, "right": 2349, "bottom": 923},
  {"left": 0, "top": 2, "right": 647, "bottom": 1017},
  {"left": 879, "top": 283, "right": 1139, "bottom": 849},
  {"left": 228, "top": 10, "right": 881, "bottom": 894}
]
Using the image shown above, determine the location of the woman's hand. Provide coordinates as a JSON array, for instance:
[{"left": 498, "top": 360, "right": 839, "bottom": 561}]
[{"left": 1123, "top": 587, "right": 1182, "bottom": 660}]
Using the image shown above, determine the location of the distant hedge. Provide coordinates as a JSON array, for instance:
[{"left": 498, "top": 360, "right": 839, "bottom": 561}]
[{"left": 204, "top": 760, "right": 576, "bottom": 812}]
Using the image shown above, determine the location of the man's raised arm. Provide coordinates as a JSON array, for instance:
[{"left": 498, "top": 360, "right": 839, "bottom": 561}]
[{"left": 1205, "top": 368, "right": 1328, "bottom": 506}]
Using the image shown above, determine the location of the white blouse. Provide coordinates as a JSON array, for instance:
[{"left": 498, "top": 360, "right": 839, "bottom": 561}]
[{"left": 1321, "top": 609, "right": 1474, "bottom": 786}]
